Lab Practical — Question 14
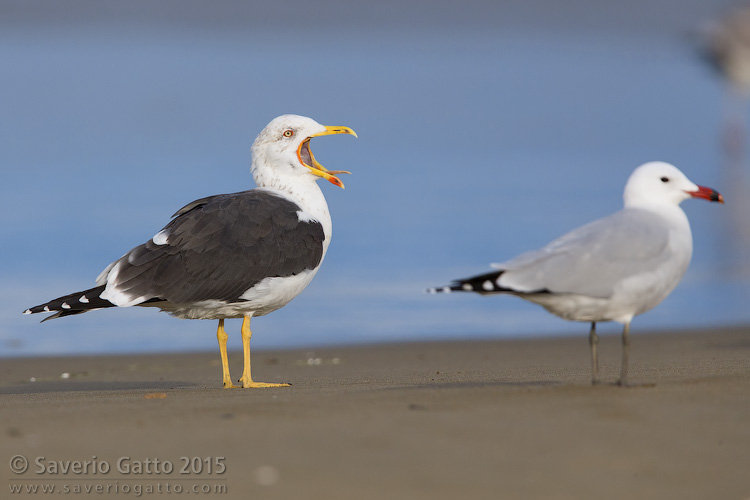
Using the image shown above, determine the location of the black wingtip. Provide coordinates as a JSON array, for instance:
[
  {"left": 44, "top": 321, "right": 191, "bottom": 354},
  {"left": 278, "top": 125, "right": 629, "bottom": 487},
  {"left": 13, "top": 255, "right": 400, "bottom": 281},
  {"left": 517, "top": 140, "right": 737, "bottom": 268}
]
[
  {"left": 23, "top": 285, "right": 114, "bottom": 321},
  {"left": 428, "top": 270, "right": 511, "bottom": 295}
]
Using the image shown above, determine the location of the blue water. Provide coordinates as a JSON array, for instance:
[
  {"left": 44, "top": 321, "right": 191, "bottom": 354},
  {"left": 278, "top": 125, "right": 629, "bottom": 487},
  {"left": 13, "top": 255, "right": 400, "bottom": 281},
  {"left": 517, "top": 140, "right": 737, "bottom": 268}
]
[{"left": 2, "top": 1, "right": 749, "bottom": 357}]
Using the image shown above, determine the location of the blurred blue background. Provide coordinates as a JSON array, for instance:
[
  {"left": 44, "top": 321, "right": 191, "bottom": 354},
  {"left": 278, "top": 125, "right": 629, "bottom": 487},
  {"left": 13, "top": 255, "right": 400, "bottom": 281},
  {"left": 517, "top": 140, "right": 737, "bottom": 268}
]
[{"left": 2, "top": 0, "right": 749, "bottom": 357}]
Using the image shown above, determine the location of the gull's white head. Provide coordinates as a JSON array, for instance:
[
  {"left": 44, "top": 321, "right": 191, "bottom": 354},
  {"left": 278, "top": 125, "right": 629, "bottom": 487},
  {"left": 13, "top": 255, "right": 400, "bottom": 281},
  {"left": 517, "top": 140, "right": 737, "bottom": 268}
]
[
  {"left": 623, "top": 161, "right": 724, "bottom": 208},
  {"left": 251, "top": 114, "right": 357, "bottom": 190}
]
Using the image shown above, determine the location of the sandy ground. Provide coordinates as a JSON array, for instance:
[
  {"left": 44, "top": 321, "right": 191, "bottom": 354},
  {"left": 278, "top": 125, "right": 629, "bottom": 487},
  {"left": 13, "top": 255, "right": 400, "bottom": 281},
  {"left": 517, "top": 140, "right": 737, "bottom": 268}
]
[{"left": 1, "top": 326, "right": 749, "bottom": 500}]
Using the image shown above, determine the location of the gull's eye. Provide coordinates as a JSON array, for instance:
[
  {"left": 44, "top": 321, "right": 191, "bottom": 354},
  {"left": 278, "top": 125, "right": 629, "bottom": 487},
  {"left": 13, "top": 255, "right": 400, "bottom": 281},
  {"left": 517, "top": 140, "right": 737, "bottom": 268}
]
[
  {"left": 660, "top": 177, "right": 669, "bottom": 183},
  {"left": 283, "top": 129, "right": 294, "bottom": 138}
]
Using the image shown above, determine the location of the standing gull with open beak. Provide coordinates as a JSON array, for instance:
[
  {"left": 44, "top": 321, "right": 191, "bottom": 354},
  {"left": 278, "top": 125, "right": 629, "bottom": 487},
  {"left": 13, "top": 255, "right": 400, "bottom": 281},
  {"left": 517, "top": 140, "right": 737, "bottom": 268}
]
[{"left": 25, "top": 114, "right": 357, "bottom": 389}]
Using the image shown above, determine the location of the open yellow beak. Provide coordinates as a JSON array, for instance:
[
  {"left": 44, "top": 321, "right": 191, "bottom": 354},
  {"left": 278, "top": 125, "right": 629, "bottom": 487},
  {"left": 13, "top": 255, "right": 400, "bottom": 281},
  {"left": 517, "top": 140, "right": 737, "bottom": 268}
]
[{"left": 297, "top": 125, "right": 357, "bottom": 188}]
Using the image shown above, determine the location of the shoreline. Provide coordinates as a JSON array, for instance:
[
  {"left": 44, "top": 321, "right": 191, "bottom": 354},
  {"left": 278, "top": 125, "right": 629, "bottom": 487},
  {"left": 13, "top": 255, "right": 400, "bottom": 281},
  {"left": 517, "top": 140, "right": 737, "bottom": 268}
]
[{"left": 2, "top": 326, "right": 748, "bottom": 499}]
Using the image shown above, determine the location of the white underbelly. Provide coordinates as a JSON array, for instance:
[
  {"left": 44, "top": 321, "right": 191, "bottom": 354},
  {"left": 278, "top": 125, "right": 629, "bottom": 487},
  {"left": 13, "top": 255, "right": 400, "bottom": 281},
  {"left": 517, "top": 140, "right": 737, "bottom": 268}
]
[
  {"left": 150, "top": 269, "right": 320, "bottom": 320},
  {"left": 523, "top": 272, "right": 680, "bottom": 324}
]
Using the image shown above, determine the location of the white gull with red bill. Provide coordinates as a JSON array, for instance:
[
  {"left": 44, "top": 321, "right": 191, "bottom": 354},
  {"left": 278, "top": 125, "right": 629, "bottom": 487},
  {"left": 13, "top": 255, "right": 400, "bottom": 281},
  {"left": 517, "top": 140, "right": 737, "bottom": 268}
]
[{"left": 429, "top": 162, "right": 724, "bottom": 386}]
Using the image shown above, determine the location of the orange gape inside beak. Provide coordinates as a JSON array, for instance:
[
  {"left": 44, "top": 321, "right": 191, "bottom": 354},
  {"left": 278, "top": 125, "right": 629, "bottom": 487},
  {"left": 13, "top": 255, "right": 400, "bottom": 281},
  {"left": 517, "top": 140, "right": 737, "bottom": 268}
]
[{"left": 297, "top": 125, "right": 357, "bottom": 188}]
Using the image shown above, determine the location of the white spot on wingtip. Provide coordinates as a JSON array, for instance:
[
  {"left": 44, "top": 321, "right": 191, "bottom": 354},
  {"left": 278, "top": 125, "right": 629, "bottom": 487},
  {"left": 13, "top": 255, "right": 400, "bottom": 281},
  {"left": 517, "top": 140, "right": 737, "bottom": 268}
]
[
  {"left": 441, "top": 287, "right": 451, "bottom": 293},
  {"left": 152, "top": 229, "right": 169, "bottom": 245},
  {"left": 43, "top": 306, "right": 50, "bottom": 312},
  {"left": 462, "top": 283, "right": 473, "bottom": 291},
  {"left": 79, "top": 295, "right": 89, "bottom": 303},
  {"left": 61, "top": 302, "right": 71, "bottom": 309},
  {"left": 23, "top": 309, "right": 31, "bottom": 315},
  {"left": 482, "top": 280, "right": 494, "bottom": 291}
]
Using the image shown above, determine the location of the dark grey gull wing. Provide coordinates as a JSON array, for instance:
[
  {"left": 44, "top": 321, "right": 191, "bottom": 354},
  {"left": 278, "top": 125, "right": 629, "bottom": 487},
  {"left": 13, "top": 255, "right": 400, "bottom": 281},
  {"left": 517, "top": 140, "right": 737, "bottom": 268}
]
[
  {"left": 25, "top": 189, "right": 326, "bottom": 318},
  {"left": 106, "top": 189, "right": 325, "bottom": 305}
]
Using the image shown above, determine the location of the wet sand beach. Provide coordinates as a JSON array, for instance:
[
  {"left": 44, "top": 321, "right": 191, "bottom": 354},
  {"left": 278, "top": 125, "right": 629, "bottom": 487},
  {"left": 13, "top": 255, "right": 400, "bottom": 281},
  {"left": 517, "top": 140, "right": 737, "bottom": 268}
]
[{"left": 2, "top": 326, "right": 749, "bottom": 499}]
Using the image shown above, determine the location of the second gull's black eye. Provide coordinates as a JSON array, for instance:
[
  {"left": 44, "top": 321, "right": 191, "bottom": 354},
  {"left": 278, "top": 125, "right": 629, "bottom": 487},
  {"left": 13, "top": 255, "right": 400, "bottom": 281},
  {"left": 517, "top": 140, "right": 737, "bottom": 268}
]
[{"left": 660, "top": 177, "right": 669, "bottom": 183}]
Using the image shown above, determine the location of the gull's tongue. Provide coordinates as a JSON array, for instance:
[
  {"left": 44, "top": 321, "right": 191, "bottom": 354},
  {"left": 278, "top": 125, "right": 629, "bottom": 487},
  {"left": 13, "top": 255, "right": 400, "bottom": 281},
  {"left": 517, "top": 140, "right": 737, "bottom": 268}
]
[{"left": 300, "top": 140, "right": 313, "bottom": 167}]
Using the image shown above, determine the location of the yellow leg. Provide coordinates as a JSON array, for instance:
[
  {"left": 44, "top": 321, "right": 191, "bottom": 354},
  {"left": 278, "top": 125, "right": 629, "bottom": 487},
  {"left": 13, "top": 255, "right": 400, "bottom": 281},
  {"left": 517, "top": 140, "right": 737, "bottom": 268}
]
[
  {"left": 239, "top": 315, "right": 290, "bottom": 388},
  {"left": 217, "top": 319, "right": 238, "bottom": 389}
]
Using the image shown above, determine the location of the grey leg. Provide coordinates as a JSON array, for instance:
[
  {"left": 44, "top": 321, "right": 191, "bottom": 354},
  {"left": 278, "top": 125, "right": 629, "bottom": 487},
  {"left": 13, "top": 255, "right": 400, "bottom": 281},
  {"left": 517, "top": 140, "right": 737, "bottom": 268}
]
[
  {"left": 618, "top": 322, "right": 631, "bottom": 386},
  {"left": 588, "top": 322, "right": 600, "bottom": 385}
]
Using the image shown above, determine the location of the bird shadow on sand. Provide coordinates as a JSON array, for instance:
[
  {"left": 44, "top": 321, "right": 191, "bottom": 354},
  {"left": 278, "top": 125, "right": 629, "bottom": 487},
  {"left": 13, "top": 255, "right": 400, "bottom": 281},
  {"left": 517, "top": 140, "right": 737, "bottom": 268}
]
[
  {"left": 381, "top": 379, "right": 564, "bottom": 392},
  {"left": 380, "top": 379, "right": 659, "bottom": 393},
  {"left": 0, "top": 380, "right": 196, "bottom": 395}
]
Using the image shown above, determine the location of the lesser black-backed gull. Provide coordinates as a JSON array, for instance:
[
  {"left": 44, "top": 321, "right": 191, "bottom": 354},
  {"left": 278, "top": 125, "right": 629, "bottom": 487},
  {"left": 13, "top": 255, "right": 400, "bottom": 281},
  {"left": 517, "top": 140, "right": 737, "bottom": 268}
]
[
  {"left": 24, "top": 114, "right": 357, "bottom": 388},
  {"left": 429, "top": 162, "right": 723, "bottom": 386}
]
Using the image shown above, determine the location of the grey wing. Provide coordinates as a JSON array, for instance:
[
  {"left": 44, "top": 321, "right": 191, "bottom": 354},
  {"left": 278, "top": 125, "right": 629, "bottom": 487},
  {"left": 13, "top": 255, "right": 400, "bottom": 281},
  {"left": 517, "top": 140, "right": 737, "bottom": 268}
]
[
  {"left": 101, "top": 190, "right": 325, "bottom": 305},
  {"left": 495, "top": 209, "right": 671, "bottom": 298}
]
